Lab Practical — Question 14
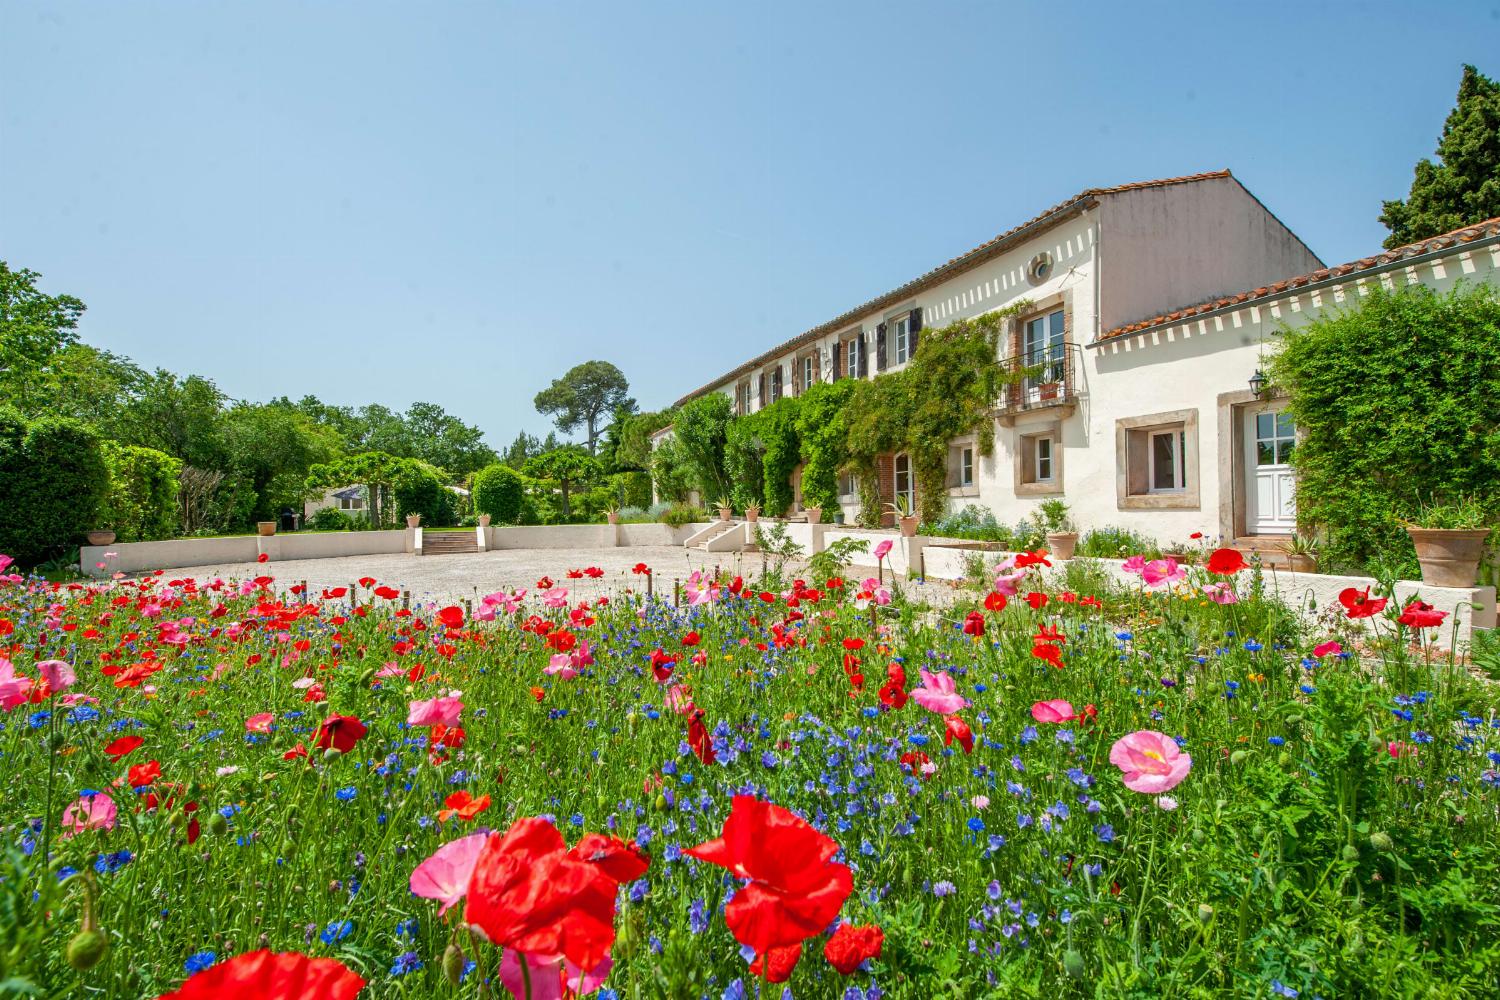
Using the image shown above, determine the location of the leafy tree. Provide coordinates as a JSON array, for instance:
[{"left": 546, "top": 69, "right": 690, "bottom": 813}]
[
  {"left": 1269, "top": 282, "right": 1500, "bottom": 574},
  {"left": 649, "top": 435, "right": 693, "bottom": 505},
  {"left": 393, "top": 462, "right": 457, "bottom": 526},
  {"left": 533, "top": 360, "right": 634, "bottom": 455},
  {"left": 522, "top": 447, "right": 604, "bottom": 519},
  {"left": 501, "top": 430, "right": 543, "bottom": 469},
  {"left": 306, "top": 451, "right": 409, "bottom": 527},
  {"left": 1380, "top": 65, "right": 1500, "bottom": 248},
  {"left": 0, "top": 262, "right": 86, "bottom": 414},
  {"left": 472, "top": 463, "right": 526, "bottom": 524},
  {"left": 672, "top": 393, "right": 733, "bottom": 502},
  {"left": 98, "top": 442, "right": 182, "bottom": 541},
  {"left": 614, "top": 409, "right": 674, "bottom": 472},
  {"left": 401, "top": 401, "right": 497, "bottom": 475},
  {"left": 221, "top": 402, "right": 343, "bottom": 522},
  {"left": 796, "top": 380, "right": 855, "bottom": 513},
  {"left": 115, "top": 370, "right": 229, "bottom": 470},
  {"left": 39, "top": 344, "right": 144, "bottom": 430},
  {"left": 0, "top": 406, "right": 108, "bottom": 567}
]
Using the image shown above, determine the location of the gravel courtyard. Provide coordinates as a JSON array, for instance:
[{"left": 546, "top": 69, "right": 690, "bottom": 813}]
[{"left": 162, "top": 544, "right": 793, "bottom": 606}]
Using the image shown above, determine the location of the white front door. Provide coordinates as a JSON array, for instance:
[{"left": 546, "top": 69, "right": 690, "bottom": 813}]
[{"left": 1245, "top": 408, "right": 1296, "bottom": 533}]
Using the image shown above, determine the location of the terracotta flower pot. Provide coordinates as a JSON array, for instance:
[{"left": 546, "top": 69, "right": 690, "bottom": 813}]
[
  {"left": 718, "top": 507, "right": 733, "bottom": 522},
  {"left": 478, "top": 514, "right": 492, "bottom": 527},
  {"left": 899, "top": 515, "right": 919, "bottom": 538},
  {"left": 87, "top": 529, "right": 116, "bottom": 546},
  {"left": 1288, "top": 553, "right": 1317, "bottom": 573},
  {"left": 1046, "top": 531, "right": 1079, "bottom": 560},
  {"left": 606, "top": 512, "right": 620, "bottom": 525},
  {"left": 406, "top": 514, "right": 422, "bottom": 528},
  {"left": 257, "top": 521, "right": 277, "bottom": 537},
  {"left": 804, "top": 507, "right": 822, "bottom": 525},
  {"left": 746, "top": 508, "right": 761, "bottom": 523},
  {"left": 1406, "top": 527, "right": 1490, "bottom": 588},
  {"left": 1038, "top": 382, "right": 1061, "bottom": 401}
]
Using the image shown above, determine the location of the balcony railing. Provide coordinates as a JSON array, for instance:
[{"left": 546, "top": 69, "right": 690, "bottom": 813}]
[{"left": 998, "top": 343, "right": 1084, "bottom": 412}]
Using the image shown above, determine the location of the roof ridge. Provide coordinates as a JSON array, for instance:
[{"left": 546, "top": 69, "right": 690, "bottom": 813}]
[{"left": 1097, "top": 216, "right": 1500, "bottom": 342}]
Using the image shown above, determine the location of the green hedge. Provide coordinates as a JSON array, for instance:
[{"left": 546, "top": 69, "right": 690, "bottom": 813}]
[
  {"left": 472, "top": 463, "right": 525, "bottom": 524},
  {"left": 394, "top": 465, "right": 457, "bottom": 526},
  {"left": 0, "top": 406, "right": 108, "bottom": 567},
  {"left": 99, "top": 441, "right": 182, "bottom": 542}
]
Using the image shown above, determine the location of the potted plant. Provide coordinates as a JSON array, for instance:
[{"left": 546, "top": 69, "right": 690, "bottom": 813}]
[
  {"left": 1405, "top": 497, "right": 1491, "bottom": 588},
  {"left": 86, "top": 529, "right": 116, "bottom": 546},
  {"left": 405, "top": 513, "right": 422, "bottom": 529},
  {"left": 1037, "top": 380, "right": 1061, "bottom": 401},
  {"left": 1038, "top": 499, "right": 1078, "bottom": 560},
  {"left": 1287, "top": 533, "right": 1318, "bottom": 573},
  {"left": 602, "top": 506, "right": 621, "bottom": 525},
  {"left": 478, "top": 513, "right": 492, "bottom": 527},
  {"left": 257, "top": 521, "right": 277, "bottom": 537},
  {"left": 887, "top": 496, "right": 919, "bottom": 538},
  {"left": 803, "top": 505, "right": 822, "bottom": 525},
  {"left": 714, "top": 496, "right": 734, "bottom": 522},
  {"left": 745, "top": 499, "right": 762, "bottom": 524}
]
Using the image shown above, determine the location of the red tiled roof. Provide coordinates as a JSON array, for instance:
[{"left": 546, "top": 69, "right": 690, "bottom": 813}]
[
  {"left": 1097, "top": 217, "right": 1500, "bottom": 343},
  {"left": 672, "top": 170, "right": 1233, "bottom": 408}
]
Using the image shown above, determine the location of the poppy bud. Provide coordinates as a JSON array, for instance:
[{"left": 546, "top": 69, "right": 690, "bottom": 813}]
[
  {"left": 323, "top": 747, "right": 343, "bottom": 762},
  {"left": 1342, "top": 844, "right": 1360, "bottom": 862},
  {"left": 66, "top": 929, "right": 109, "bottom": 971},
  {"left": 208, "top": 811, "right": 230, "bottom": 837},
  {"left": 442, "top": 943, "right": 466, "bottom": 986},
  {"left": 1369, "top": 831, "right": 1394, "bottom": 854},
  {"left": 1062, "top": 949, "right": 1086, "bottom": 979},
  {"left": 654, "top": 793, "right": 669, "bottom": 812},
  {"left": 358, "top": 667, "right": 376, "bottom": 687},
  {"left": 1196, "top": 903, "right": 1214, "bottom": 923},
  {"left": 1229, "top": 750, "right": 1248, "bottom": 766}
]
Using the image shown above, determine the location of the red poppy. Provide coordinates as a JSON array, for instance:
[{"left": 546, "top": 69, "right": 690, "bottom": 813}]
[
  {"left": 824, "top": 922, "right": 884, "bottom": 975},
  {"left": 321, "top": 587, "right": 348, "bottom": 600},
  {"left": 358, "top": 577, "right": 376, "bottom": 588},
  {"left": 841, "top": 637, "right": 865, "bottom": 651},
  {"left": 1015, "top": 549, "right": 1052, "bottom": 569},
  {"left": 650, "top": 648, "right": 677, "bottom": 683},
  {"left": 436, "top": 606, "right": 464, "bottom": 629},
  {"left": 283, "top": 742, "right": 308, "bottom": 761},
  {"left": 128, "top": 759, "right": 162, "bottom": 787},
  {"left": 749, "top": 942, "right": 802, "bottom": 982},
  {"left": 878, "top": 663, "right": 908, "bottom": 710},
  {"left": 962, "top": 611, "right": 985, "bottom": 637},
  {"left": 314, "top": 714, "right": 367, "bottom": 754},
  {"left": 567, "top": 832, "right": 651, "bottom": 883},
  {"left": 1025, "top": 592, "right": 1049, "bottom": 610},
  {"left": 1031, "top": 642, "right": 1063, "bottom": 668},
  {"left": 374, "top": 586, "right": 400, "bottom": 600},
  {"left": 943, "top": 715, "right": 974, "bottom": 754},
  {"left": 156, "top": 950, "right": 365, "bottom": 1000},
  {"left": 983, "top": 591, "right": 1007, "bottom": 612},
  {"left": 899, "top": 750, "right": 931, "bottom": 777},
  {"left": 464, "top": 817, "right": 639, "bottom": 974},
  {"left": 530, "top": 686, "right": 546, "bottom": 702},
  {"left": 104, "top": 735, "right": 144, "bottom": 762},
  {"left": 1338, "top": 587, "right": 1388, "bottom": 619},
  {"left": 632, "top": 563, "right": 651, "bottom": 575},
  {"left": 687, "top": 710, "right": 717, "bottom": 765},
  {"left": 1397, "top": 600, "right": 1447, "bottom": 629},
  {"left": 256, "top": 553, "right": 269, "bottom": 564},
  {"left": 1034, "top": 624, "right": 1067, "bottom": 644},
  {"left": 681, "top": 631, "right": 701, "bottom": 647},
  {"left": 685, "top": 795, "right": 853, "bottom": 954},
  {"left": 536, "top": 576, "right": 554, "bottom": 590},
  {"left": 1206, "top": 547, "right": 1247, "bottom": 575},
  {"left": 437, "top": 791, "right": 491, "bottom": 822}
]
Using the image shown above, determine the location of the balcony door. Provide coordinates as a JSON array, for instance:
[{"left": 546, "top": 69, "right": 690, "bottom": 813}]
[
  {"left": 1245, "top": 407, "right": 1296, "bottom": 534},
  {"left": 1023, "top": 309, "right": 1066, "bottom": 398}
]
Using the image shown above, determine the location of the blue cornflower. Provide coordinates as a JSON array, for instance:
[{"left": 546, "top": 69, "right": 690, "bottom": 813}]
[
  {"left": 389, "top": 951, "right": 422, "bottom": 976},
  {"left": 1267, "top": 736, "right": 1285, "bottom": 747},
  {"left": 184, "top": 951, "right": 216, "bottom": 974},
  {"left": 335, "top": 787, "right": 357, "bottom": 802},
  {"left": 932, "top": 880, "right": 956, "bottom": 897},
  {"left": 320, "top": 920, "right": 353, "bottom": 944}
]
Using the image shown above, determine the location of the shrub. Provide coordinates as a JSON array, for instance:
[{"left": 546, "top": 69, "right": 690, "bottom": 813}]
[
  {"left": 309, "top": 507, "right": 356, "bottom": 532},
  {"left": 393, "top": 465, "right": 457, "bottom": 526},
  {"left": 796, "top": 380, "right": 854, "bottom": 512},
  {"left": 472, "top": 463, "right": 525, "bottom": 524},
  {"left": 673, "top": 393, "right": 733, "bottom": 501},
  {"left": 1270, "top": 283, "right": 1500, "bottom": 574},
  {"left": 1076, "top": 526, "right": 1160, "bottom": 559},
  {"left": 0, "top": 407, "right": 108, "bottom": 567},
  {"left": 660, "top": 504, "right": 707, "bottom": 528},
  {"left": 99, "top": 441, "right": 182, "bottom": 542}
]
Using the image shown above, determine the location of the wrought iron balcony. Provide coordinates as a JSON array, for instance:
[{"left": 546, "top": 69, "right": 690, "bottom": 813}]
[{"left": 997, "top": 343, "right": 1084, "bottom": 413}]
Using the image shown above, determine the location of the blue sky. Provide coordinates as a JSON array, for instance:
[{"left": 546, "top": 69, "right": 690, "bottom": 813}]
[{"left": 3, "top": 2, "right": 1496, "bottom": 447}]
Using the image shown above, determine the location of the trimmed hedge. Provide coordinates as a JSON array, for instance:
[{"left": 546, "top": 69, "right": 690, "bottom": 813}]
[
  {"left": 472, "top": 463, "right": 525, "bottom": 524},
  {"left": 0, "top": 406, "right": 108, "bottom": 567},
  {"left": 100, "top": 441, "right": 182, "bottom": 542}
]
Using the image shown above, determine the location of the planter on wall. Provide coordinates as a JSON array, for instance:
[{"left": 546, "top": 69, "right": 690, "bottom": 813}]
[
  {"left": 606, "top": 512, "right": 620, "bottom": 525},
  {"left": 87, "top": 530, "right": 116, "bottom": 546},
  {"left": 717, "top": 507, "right": 733, "bottom": 522},
  {"left": 257, "top": 521, "right": 277, "bottom": 537},
  {"left": 1406, "top": 527, "right": 1490, "bottom": 588},
  {"left": 406, "top": 514, "right": 422, "bottom": 528},
  {"left": 478, "top": 514, "right": 492, "bottom": 527},
  {"left": 1038, "top": 382, "right": 1061, "bottom": 401},
  {"left": 1046, "top": 531, "right": 1079, "bottom": 560},
  {"left": 899, "top": 515, "right": 919, "bottom": 538},
  {"left": 746, "top": 508, "right": 761, "bottom": 523},
  {"left": 804, "top": 507, "right": 822, "bottom": 525},
  {"left": 1288, "top": 553, "right": 1317, "bottom": 573}
]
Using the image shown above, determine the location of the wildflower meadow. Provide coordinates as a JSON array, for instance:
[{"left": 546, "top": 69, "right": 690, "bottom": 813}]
[{"left": 2, "top": 546, "right": 1498, "bottom": 999}]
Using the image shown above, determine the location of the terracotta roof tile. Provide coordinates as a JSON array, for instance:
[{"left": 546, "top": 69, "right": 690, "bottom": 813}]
[
  {"left": 1095, "top": 217, "right": 1500, "bottom": 344},
  {"left": 672, "top": 171, "right": 1233, "bottom": 408}
]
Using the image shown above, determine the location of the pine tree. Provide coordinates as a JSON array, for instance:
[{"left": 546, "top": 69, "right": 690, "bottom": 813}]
[{"left": 1379, "top": 65, "right": 1500, "bottom": 248}]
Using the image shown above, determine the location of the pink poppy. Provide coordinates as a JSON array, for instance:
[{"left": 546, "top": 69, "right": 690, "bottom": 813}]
[
  {"left": 0, "top": 659, "right": 33, "bottom": 710},
  {"left": 62, "top": 792, "right": 117, "bottom": 836},
  {"left": 375, "top": 661, "right": 405, "bottom": 678},
  {"left": 498, "top": 950, "right": 613, "bottom": 1000},
  {"left": 409, "top": 831, "right": 487, "bottom": 915},
  {"left": 544, "top": 654, "right": 579, "bottom": 680},
  {"left": 1313, "top": 640, "right": 1342, "bottom": 658},
  {"left": 873, "top": 539, "right": 893, "bottom": 561},
  {"left": 1121, "top": 555, "right": 1147, "bottom": 576},
  {"left": 37, "top": 660, "right": 76, "bottom": 692},
  {"left": 911, "top": 669, "right": 967, "bottom": 715},
  {"left": 993, "top": 568, "right": 1028, "bottom": 597},
  {"left": 408, "top": 696, "right": 464, "bottom": 728},
  {"left": 542, "top": 587, "right": 570, "bottom": 609},
  {"left": 245, "top": 712, "right": 274, "bottom": 734},
  {"left": 1201, "top": 582, "right": 1239, "bottom": 605},
  {"left": 0, "top": 555, "right": 12, "bottom": 574},
  {"left": 665, "top": 684, "right": 696, "bottom": 716},
  {"left": 1109, "top": 730, "right": 1192, "bottom": 794},
  {"left": 1141, "top": 559, "right": 1186, "bottom": 588},
  {"left": 1030, "top": 699, "right": 1076, "bottom": 724}
]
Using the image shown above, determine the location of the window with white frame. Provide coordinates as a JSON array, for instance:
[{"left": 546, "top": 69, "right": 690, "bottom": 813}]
[
  {"left": 1034, "top": 436, "right": 1054, "bottom": 483},
  {"left": 769, "top": 367, "right": 782, "bottom": 403},
  {"left": 838, "top": 471, "right": 856, "bottom": 497},
  {"left": 960, "top": 446, "right": 974, "bottom": 487},
  {"left": 802, "top": 356, "right": 814, "bottom": 393},
  {"left": 892, "top": 314, "right": 912, "bottom": 366},
  {"left": 1148, "top": 429, "right": 1187, "bottom": 493},
  {"left": 893, "top": 454, "right": 915, "bottom": 512},
  {"left": 1016, "top": 427, "right": 1063, "bottom": 494}
]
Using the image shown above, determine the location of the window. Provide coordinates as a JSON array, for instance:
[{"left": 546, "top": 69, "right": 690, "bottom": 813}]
[
  {"left": 960, "top": 447, "right": 974, "bottom": 487},
  {"left": 893, "top": 314, "right": 912, "bottom": 366},
  {"left": 848, "top": 335, "right": 864, "bottom": 378},
  {"left": 1034, "top": 436, "right": 1053, "bottom": 483},
  {"left": 893, "top": 454, "right": 914, "bottom": 512},
  {"left": 1027, "top": 252, "right": 1053, "bottom": 285},
  {"left": 802, "top": 356, "right": 815, "bottom": 393},
  {"left": 769, "top": 367, "right": 782, "bottom": 403},
  {"left": 838, "top": 472, "right": 856, "bottom": 497},
  {"left": 734, "top": 382, "right": 749, "bottom": 416},
  {"left": 1116, "top": 409, "right": 1200, "bottom": 510},
  {"left": 1023, "top": 309, "right": 1066, "bottom": 388},
  {"left": 1149, "top": 430, "right": 1187, "bottom": 492},
  {"left": 1016, "top": 427, "right": 1062, "bottom": 494},
  {"left": 338, "top": 495, "right": 364, "bottom": 511}
]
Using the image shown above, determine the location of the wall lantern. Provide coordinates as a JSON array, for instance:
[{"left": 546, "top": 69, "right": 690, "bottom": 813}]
[{"left": 1248, "top": 369, "right": 1269, "bottom": 397}]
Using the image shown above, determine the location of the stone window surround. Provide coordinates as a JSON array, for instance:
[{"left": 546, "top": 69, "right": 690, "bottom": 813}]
[
  {"left": 947, "top": 434, "right": 980, "bottom": 496},
  {"left": 1015, "top": 418, "right": 1065, "bottom": 497},
  {"left": 1115, "top": 408, "right": 1200, "bottom": 510}
]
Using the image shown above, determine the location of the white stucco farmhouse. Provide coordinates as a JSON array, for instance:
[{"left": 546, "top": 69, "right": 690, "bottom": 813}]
[{"left": 666, "top": 170, "right": 1500, "bottom": 552}]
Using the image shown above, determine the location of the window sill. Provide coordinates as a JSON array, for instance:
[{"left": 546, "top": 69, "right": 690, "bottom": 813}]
[
  {"left": 947, "top": 485, "right": 980, "bottom": 498},
  {"left": 1016, "top": 481, "right": 1063, "bottom": 497},
  {"left": 1120, "top": 493, "right": 1199, "bottom": 511}
]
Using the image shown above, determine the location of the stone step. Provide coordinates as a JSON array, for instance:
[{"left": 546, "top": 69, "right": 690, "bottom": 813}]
[{"left": 423, "top": 532, "right": 478, "bottom": 555}]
